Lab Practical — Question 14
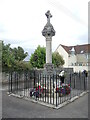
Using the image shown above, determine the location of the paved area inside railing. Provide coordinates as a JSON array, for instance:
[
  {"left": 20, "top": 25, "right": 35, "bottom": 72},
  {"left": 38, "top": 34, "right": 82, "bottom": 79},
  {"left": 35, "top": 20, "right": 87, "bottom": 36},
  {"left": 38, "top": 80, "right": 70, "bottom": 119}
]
[{"left": 10, "top": 88, "right": 87, "bottom": 106}]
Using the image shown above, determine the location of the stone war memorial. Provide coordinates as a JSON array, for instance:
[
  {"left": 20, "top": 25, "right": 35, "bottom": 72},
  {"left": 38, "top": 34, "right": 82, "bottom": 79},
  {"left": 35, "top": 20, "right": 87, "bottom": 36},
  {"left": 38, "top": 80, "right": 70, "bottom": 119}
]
[
  {"left": 42, "top": 10, "right": 55, "bottom": 76},
  {"left": 8, "top": 10, "right": 88, "bottom": 109}
]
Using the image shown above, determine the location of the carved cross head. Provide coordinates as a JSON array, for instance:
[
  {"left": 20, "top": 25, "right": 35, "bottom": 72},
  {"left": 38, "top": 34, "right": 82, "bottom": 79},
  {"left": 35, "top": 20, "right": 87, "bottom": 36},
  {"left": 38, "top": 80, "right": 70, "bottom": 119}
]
[{"left": 45, "top": 10, "right": 52, "bottom": 23}]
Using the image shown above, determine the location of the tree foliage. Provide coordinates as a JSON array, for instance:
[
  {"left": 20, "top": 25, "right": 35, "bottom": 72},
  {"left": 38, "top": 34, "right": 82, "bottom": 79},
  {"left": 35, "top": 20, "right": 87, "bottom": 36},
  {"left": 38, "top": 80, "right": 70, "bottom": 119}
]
[
  {"left": 2, "top": 42, "right": 15, "bottom": 70},
  {"left": 30, "top": 45, "right": 65, "bottom": 68},
  {"left": 30, "top": 45, "right": 46, "bottom": 68},
  {"left": 0, "top": 41, "right": 2, "bottom": 70},
  {"left": 2, "top": 42, "right": 29, "bottom": 71},
  {"left": 12, "top": 47, "right": 28, "bottom": 61},
  {"left": 52, "top": 52, "right": 65, "bottom": 67},
  {"left": 15, "top": 61, "right": 32, "bottom": 71}
]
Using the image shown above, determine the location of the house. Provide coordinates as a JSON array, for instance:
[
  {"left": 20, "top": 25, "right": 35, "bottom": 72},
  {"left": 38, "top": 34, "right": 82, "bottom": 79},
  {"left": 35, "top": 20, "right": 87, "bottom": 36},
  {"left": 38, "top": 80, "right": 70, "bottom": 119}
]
[{"left": 55, "top": 44, "right": 90, "bottom": 72}]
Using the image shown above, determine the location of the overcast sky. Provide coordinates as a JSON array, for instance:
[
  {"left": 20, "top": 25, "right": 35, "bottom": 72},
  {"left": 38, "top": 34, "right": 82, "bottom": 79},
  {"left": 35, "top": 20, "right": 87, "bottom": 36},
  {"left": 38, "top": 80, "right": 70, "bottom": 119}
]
[{"left": 0, "top": 0, "right": 89, "bottom": 56}]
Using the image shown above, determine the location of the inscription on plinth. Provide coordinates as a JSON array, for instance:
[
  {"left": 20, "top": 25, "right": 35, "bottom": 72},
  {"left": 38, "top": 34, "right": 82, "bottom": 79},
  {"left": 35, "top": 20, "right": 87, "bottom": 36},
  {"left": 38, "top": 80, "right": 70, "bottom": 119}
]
[{"left": 44, "top": 63, "right": 55, "bottom": 75}]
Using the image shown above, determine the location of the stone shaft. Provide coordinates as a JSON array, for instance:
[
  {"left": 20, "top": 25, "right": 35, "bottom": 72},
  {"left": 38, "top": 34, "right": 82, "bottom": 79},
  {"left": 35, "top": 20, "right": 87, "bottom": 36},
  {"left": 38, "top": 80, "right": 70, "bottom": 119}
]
[
  {"left": 46, "top": 36, "right": 52, "bottom": 63},
  {"left": 42, "top": 10, "right": 56, "bottom": 75}
]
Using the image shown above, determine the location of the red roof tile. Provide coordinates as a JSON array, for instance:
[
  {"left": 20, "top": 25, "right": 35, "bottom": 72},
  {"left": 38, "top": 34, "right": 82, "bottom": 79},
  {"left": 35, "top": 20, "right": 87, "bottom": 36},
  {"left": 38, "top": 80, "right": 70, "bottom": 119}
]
[{"left": 60, "top": 44, "right": 90, "bottom": 54}]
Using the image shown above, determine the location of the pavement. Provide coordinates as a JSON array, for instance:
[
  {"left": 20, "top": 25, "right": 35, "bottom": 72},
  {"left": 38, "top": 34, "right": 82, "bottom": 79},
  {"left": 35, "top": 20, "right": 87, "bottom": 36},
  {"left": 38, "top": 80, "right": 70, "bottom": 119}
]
[{"left": 2, "top": 90, "right": 88, "bottom": 118}]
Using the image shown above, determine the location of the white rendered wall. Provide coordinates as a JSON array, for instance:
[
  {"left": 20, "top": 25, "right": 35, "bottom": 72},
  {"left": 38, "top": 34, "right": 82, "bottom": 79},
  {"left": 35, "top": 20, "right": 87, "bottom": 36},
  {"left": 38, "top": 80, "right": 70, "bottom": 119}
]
[
  {"left": 69, "top": 66, "right": 89, "bottom": 72},
  {"left": 56, "top": 45, "right": 68, "bottom": 67},
  {"left": 68, "top": 54, "right": 77, "bottom": 66},
  {"left": 76, "top": 54, "right": 88, "bottom": 63}
]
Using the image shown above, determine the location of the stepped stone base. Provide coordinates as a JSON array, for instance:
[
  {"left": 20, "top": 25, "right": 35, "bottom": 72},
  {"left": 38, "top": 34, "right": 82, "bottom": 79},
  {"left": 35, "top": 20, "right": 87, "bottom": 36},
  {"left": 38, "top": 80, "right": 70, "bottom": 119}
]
[{"left": 43, "top": 63, "right": 56, "bottom": 76}]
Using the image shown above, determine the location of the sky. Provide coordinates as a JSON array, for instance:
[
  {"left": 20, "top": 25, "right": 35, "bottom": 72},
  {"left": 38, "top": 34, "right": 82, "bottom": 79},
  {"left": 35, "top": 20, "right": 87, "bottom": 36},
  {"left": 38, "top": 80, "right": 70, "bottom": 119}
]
[{"left": 0, "top": 0, "right": 89, "bottom": 57}]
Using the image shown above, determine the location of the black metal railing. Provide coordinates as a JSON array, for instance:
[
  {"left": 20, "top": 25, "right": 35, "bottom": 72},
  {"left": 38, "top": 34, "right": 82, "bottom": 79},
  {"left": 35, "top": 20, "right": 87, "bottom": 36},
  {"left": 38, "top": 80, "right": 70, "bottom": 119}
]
[{"left": 8, "top": 71, "right": 88, "bottom": 107}]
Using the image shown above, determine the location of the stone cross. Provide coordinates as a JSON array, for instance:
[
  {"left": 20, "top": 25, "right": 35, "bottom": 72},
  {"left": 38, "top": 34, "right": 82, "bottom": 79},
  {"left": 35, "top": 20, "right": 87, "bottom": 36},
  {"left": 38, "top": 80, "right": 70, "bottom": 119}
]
[
  {"left": 45, "top": 10, "right": 52, "bottom": 23},
  {"left": 42, "top": 10, "right": 56, "bottom": 75}
]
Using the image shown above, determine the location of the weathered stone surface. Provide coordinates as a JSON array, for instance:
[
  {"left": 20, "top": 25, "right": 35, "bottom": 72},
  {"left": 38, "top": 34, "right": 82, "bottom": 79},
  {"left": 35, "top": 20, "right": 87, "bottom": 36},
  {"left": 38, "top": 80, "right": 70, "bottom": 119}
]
[
  {"left": 42, "top": 10, "right": 55, "bottom": 37},
  {"left": 46, "top": 36, "right": 52, "bottom": 63},
  {"left": 44, "top": 63, "right": 56, "bottom": 75},
  {"left": 42, "top": 10, "right": 56, "bottom": 75},
  {"left": 42, "top": 23, "right": 55, "bottom": 37}
]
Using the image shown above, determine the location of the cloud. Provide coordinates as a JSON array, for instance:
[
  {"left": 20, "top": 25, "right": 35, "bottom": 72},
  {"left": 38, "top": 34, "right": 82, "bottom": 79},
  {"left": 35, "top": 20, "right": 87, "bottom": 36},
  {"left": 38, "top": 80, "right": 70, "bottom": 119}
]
[
  {"left": 24, "top": 48, "right": 35, "bottom": 56},
  {"left": 0, "top": 28, "right": 4, "bottom": 33},
  {"left": 0, "top": 24, "right": 6, "bottom": 33},
  {"left": 47, "top": 0, "right": 88, "bottom": 26},
  {"left": 77, "top": 33, "right": 88, "bottom": 44},
  {"left": 0, "top": 0, "right": 88, "bottom": 54}
]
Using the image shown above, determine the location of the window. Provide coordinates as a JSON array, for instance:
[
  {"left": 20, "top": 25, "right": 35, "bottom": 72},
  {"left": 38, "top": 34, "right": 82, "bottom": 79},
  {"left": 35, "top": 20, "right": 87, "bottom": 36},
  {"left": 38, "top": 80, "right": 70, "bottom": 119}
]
[
  {"left": 71, "top": 63, "right": 73, "bottom": 66},
  {"left": 75, "top": 63, "right": 77, "bottom": 66},
  {"left": 79, "top": 63, "right": 82, "bottom": 66}
]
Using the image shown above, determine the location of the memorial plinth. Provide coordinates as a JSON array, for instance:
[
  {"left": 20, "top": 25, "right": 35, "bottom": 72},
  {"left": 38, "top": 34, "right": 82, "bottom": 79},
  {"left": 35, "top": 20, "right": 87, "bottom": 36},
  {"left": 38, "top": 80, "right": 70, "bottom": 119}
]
[{"left": 42, "top": 10, "right": 55, "bottom": 75}]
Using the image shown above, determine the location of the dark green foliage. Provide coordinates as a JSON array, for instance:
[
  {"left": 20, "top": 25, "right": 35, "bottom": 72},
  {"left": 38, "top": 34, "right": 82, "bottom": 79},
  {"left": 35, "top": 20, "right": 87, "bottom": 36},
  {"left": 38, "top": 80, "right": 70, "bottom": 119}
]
[
  {"left": 15, "top": 61, "right": 32, "bottom": 71},
  {"left": 52, "top": 52, "right": 65, "bottom": 67},
  {"left": 2, "top": 42, "right": 15, "bottom": 71},
  {"left": 30, "top": 45, "right": 46, "bottom": 68},
  {"left": 0, "top": 41, "right": 2, "bottom": 71},
  {"left": 30, "top": 45, "right": 65, "bottom": 68},
  {"left": 2, "top": 42, "right": 29, "bottom": 71},
  {"left": 2, "top": 42, "right": 65, "bottom": 71},
  {"left": 12, "top": 47, "right": 28, "bottom": 61}
]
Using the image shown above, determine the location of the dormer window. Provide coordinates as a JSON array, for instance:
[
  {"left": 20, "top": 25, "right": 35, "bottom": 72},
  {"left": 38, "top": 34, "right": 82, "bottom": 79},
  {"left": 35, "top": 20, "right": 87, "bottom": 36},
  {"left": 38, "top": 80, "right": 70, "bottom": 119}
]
[
  {"left": 68, "top": 54, "right": 70, "bottom": 57},
  {"left": 80, "top": 50, "right": 84, "bottom": 53},
  {"left": 85, "top": 54, "right": 90, "bottom": 59},
  {"left": 70, "top": 47, "right": 75, "bottom": 55}
]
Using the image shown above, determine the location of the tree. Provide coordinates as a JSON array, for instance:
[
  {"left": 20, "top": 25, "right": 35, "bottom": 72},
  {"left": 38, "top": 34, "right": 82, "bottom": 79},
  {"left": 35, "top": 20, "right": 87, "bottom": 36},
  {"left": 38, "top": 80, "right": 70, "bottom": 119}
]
[
  {"left": 2, "top": 42, "right": 15, "bottom": 71},
  {"left": 15, "top": 61, "right": 32, "bottom": 71},
  {"left": 12, "top": 46, "right": 28, "bottom": 61},
  {"left": 2, "top": 42, "right": 29, "bottom": 71},
  {"left": 30, "top": 45, "right": 46, "bottom": 68},
  {"left": 30, "top": 45, "right": 64, "bottom": 68},
  {"left": 0, "top": 41, "right": 2, "bottom": 70},
  {"left": 52, "top": 52, "right": 65, "bottom": 67}
]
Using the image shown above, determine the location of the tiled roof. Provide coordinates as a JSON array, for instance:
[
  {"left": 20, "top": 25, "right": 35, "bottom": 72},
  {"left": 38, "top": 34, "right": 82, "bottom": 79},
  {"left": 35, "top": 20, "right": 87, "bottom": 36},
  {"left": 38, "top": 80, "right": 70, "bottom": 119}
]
[{"left": 60, "top": 44, "right": 90, "bottom": 54}]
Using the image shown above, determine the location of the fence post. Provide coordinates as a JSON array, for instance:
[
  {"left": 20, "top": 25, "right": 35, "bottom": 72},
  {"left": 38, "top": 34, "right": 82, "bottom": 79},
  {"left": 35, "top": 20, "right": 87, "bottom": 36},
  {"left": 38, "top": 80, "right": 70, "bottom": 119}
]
[
  {"left": 37, "top": 74, "right": 39, "bottom": 101},
  {"left": 74, "top": 73, "right": 75, "bottom": 89},
  {"left": 84, "top": 74, "right": 86, "bottom": 91},
  {"left": 70, "top": 73, "right": 71, "bottom": 100},
  {"left": 11, "top": 72, "right": 12, "bottom": 92},
  {"left": 34, "top": 70, "right": 35, "bottom": 88},
  {"left": 45, "top": 75, "right": 46, "bottom": 102},
  {"left": 15, "top": 71, "right": 17, "bottom": 92},
  {"left": 56, "top": 74, "right": 57, "bottom": 107},
  {"left": 47, "top": 75, "right": 49, "bottom": 104},
  {"left": 16, "top": 72, "right": 18, "bottom": 93},
  {"left": 50, "top": 75, "right": 51, "bottom": 104},
  {"left": 53, "top": 74, "right": 54, "bottom": 105},
  {"left": 79, "top": 72, "right": 81, "bottom": 93},
  {"left": 40, "top": 73, "right": 41, "bottom": 100},
  {"left": 8, "top": 72, "right": 10, "bottom": 93},
  {"left": 24, "top": 71, "right": 26, "bottom": 96}
]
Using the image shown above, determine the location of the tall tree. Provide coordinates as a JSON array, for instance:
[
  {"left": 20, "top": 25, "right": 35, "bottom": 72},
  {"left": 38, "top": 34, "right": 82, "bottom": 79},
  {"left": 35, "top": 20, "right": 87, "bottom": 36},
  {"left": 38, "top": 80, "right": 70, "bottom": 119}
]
[
  {"left": 12, "top": 46, "right": 28, "bottom": 61},
  {"left": 0, "top": 41, "right": 2, "bottom": 71},
  {"left": 30, "top": 45, "right": 46, "bottom": 68},
  {"left": 2, "top": 42, "right": 29, "bottom": 71},
  {"left": 52, "top": 52, "right": 65, "bottom": 67},
  {"left": 30, "top": 46, "right": 65, "bottom": 68},
  {"left": 2, "top": 42, "right": 15, "bottom": 70}
]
